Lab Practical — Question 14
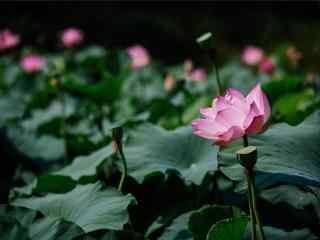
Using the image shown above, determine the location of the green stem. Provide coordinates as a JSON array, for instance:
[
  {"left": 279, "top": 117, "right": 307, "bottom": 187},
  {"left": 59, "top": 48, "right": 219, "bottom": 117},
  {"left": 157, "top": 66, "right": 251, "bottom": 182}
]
[
  {"left": 118, "top": 147, "right": 127, "bottom": 192},
  {"left": 60, "top": 91, "right": 68, "bottom": 162},
  {"left": 250, "top": 174, "right": 266, "bottom": 240},
  {"left": 246, "top": 171, "right": 257, "bottom": 240},
  {"left": 243, "top": 134, "right": 249, "bottom": 147},
  {"left": 97, "top": 104, "right": 105, "bottom": 138}
]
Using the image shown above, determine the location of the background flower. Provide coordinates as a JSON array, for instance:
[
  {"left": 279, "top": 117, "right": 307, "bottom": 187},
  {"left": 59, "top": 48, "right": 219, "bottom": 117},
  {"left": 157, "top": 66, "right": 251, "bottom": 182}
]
[
  {"left": 0, "top": 30, "right": 20, "bottom": 51},
  {"left": 241, "top": 46, "right": 264, "bottom": 66},
  {"left": 164, "top": 74, "right": 176, "bottom": 91},
  {"left": 192, "top": 84, "right": 270, "bottom": 145},
  {"left": 186, "top": 68, "right": 206, "bottom": 81},
  {"left": 259, "top": 58, "right": 275, "bottom": 74},
  {"left": 61, "top": 28, "right": 84, "bottom": 48},
  {"left": 126, "top": 45, "right": 150, "bottom": 70},
  {"left": 20, "top": 54, "right": 45, "bottom": 73}
]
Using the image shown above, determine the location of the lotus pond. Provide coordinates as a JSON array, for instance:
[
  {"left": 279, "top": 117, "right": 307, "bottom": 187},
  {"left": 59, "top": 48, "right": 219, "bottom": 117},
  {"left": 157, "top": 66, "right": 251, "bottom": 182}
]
[{"left": 0, "top": 23, "right": 320, "bottom": 240}]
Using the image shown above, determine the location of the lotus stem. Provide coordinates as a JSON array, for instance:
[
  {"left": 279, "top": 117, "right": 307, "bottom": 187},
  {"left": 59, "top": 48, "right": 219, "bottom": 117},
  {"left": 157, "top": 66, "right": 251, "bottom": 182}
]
[
  {"left": 250, "top": 174, "right": 266, "bottom": 240},
  {"left": 246, "top": 170, "right": 257, "bottom": 240},
  {"left": 118, "top": 146, "right": 127, "bottom": 192}
]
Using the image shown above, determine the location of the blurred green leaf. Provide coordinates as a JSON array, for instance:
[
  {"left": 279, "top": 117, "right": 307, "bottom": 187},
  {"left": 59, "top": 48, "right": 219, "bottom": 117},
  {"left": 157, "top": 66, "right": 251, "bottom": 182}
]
[
  {"left": 124, "top": 124, "right": 218, "bottom": 185},
  {"left": 206, "top": 217, "right": 248, "bottom": 240},
  {"left": 12, "top": 182, "right": 136, "bottom": 233}
]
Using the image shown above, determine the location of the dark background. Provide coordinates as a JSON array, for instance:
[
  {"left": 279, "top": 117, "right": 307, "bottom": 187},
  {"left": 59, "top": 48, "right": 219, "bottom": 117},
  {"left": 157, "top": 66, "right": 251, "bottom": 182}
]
[{"left": 1, "top": 2, "right": 320, "bottom": 65}]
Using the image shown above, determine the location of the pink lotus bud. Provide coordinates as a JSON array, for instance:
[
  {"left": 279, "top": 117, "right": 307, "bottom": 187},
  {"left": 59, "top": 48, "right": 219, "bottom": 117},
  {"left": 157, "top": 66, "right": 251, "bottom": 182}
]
[
  {"left": 241, "top": 46, "right": 264, "bottom": 66},
  {"left": 20, "top": 54, "right": 45, "bottom": 73},
  {"left": 61, "top": 28, "right": 84, "bottom": 48},
  {"left": 164, "top": 74, "right": 176, "bottom": 91},
  {"left": 186, "top": 68, "right": 206, "bottom": 82},
  {"left": 192, "top": 84, "right": 270, "bottom": 145},
  {"left": 126, "top": 45, "right": 150, "bottom": 70},
  {"left": 0, "top": 30, "right": 20, "bottom": 51},
  {"left": 259, "top": 58, "right": 275, "bottom": 74}
]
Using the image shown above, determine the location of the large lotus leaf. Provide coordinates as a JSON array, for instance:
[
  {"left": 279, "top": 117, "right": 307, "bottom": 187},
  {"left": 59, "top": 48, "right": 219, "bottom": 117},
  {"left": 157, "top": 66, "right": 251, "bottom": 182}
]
[
  {"left": 124, "top": 124, "right": 218, "bottom": 185},
  {"left": 21, "top": 99, "right": 76, "bottom": 131},
  {"left": 260, "top": 185, "right": 320, "bottom": 224},
  {"left": 122, "top": 65, "right": 165, "bottom": 102},
  {"left": 0, "top": 93, "right": 26, "bottom": 125},
  {"left": 0, "top": 210, "right": 84, "bottom": 240},
  {"left": 28, "top": 217, "right": 84, "bottom": 240},
  {"left": 158, "top": 212, "right": 193, "bottom": 240},
  {"left": 273, "top": 89, "right": 319, "bottom": 125},
  {"left": 12, "top": 182, "right": 136, "bottom": 233},
  {"left": 206, "top": 217, "right": 248, "bottom": 240},
  {"left": 74, "top": 46, "right": 107, "bottom": 64},
  {"left": 158, "top": 205, "right": 243, "bottom": 240},
  {"left": 242, "top": 226, "right": 318, "bottom": 240},
  {"left": 0, "top": 215, "right": 29, "bottom": 240},
  {"left": 262, "top": 75, "right": 303, "bottom": 103},
  {"left": 7, "top": 127, "right": 64, "bottom": 165},
  {"left": 12, "top": 144, "right": 114, "bottom": 195},
  {"left": 55, "top": 144, "right": 113, "bottom": 181},
  {"left": 218, "top": 111, "right": 320, "bottom": 190},
  {"left": 188, "top": 205, "right": 243, "bottom": 240}
]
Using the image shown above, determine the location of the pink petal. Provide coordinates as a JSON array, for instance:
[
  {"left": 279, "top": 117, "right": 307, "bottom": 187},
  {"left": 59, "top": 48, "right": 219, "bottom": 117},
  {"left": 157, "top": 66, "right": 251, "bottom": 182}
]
[
  {"left": 225, "top": 88, "right": 248, "bottom": 113},
  {"left": 214, "top": 107, "right": 247, "bottom": 129},
  {"left": 127, "top": 45, "right": 151, "bottom": 70},
  {"left": 216, "top": 126, "right": 244, "bottom": 145},
  {"left": 259, "top": 58, "right": 275, "bottom": 74},
  {"left": 199, "top": 108, "right": 214, "bottom": 118},
  {"left": 244, "top": 102, "right": 265, "bottom": 134},
  {"left": 246, "top": 83, "right": 271, "bottom": 124},
  {"left": 192, "top": 118, "right": 227, "bottom": 140}
]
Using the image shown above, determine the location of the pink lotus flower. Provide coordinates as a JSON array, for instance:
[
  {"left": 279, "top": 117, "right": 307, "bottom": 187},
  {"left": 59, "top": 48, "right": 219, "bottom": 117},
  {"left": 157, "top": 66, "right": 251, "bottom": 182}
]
[
  {"left": 259, "top": 58, "right": 275, "bottom": 74},
  {"left": 61, "top": 28, "right": 84, "bottom": 48},
  {"left": 126, "top": 45, "right": 150, "bottom": 70},
  {"left": 0, "top": 30, "right": 20, "bottom": 51},
  {"left": 186, "top": 68, "right": 206, "bottom": 81},
  {"left": 241, "top": 46, "right": 264, "bottom": 66},
  {"left": 192, "top": 84, "right": 270, "bottom": 145},
  {"left": 20, "top": 54, "right": 45, "bottom": 73},
  {"left": 183, "top": 59, "right": 206, "bottom": 81}
]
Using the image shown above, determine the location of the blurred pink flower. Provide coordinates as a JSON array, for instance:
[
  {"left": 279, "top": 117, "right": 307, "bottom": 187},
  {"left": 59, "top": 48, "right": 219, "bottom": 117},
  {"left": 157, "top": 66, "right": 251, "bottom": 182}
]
[
  {"left": 186, "top": 68, "right": 206, "bottom": 81},
  {"left": 127, "top": 45, "right": 150, "bottom": 70},
  {"left": 192, "top": 84, "right": 270, "bottom": 145},
  {"left": 164, "top": 74, "right": 176, "bottom": 91},
  {"left": 241, "top": 46, "right": 264, "bottom": 66},
  {"left": 259, "top": 58, "right": 275, "bottom": 74},
  {"left": 61, "top": 28, "right": 84, "bottom": 48},
  {"left": 20, "top": 54, "right": 45, "bottom": 73},
  {"left": 0, "top": 30, "right": 20, "bottom": 51}
]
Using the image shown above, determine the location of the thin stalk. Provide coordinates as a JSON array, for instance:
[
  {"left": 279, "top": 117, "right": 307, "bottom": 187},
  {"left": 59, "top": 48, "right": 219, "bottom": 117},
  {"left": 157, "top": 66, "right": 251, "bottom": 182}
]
[
  {"left": 246, "top": 171, "right": 257, "bottom": 240},
  {"left": 250, "top": 174, "right": 266, "bottom": 240},
  {"left": 118, "top": 147, "right": 127, "bottom": 192},
  {"left": 97, "top": 104, "right": 106, "bottom": 138},
  {"left": 243, "top": 134, "right": 249, "bottom": 147},
  {"left": 60, "top": 91, "right": 68, "bottom": 162}
]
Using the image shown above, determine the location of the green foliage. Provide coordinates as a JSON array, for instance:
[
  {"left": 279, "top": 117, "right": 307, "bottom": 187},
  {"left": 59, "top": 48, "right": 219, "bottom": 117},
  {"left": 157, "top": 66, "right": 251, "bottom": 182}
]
[{"left": 0, "top": 42, "right": 319, "bottom": 239}]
